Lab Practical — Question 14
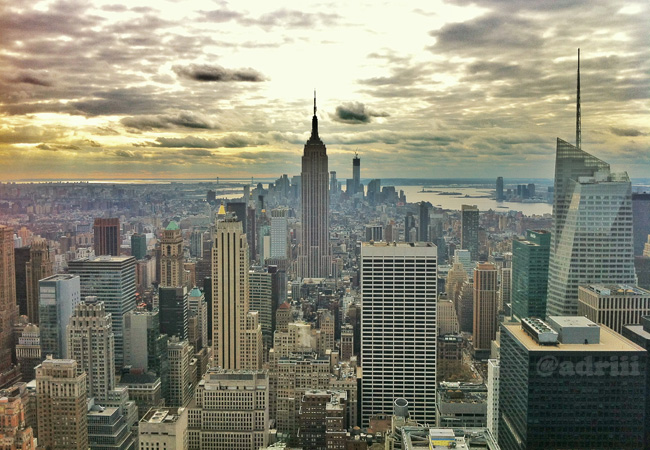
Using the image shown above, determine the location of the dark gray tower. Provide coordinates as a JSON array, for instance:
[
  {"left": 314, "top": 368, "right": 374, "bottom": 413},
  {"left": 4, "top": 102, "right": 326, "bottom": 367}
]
[
  {"left": 352, "top": 153, "right": 361, "bottom": 196},
  {"left": 298, "top": 93, "right": 331, "bottom": 278}
]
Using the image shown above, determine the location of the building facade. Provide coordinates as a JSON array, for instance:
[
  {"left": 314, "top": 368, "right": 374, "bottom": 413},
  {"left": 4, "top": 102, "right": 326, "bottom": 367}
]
[
  {"left": 160, "top": 221, "right": 184, "bottom": 288},
  {"left": 511, "top": 230, "right": 550, "bottom": 319},
  {"left": 93, "top": 218, "right": 120, "bottom": 257},
  {"left": 473, "top": 263, "right": 498, "bottom": 355},
  {"left": 361, "top": 242, "right": 437, "bottom": 426},
  {"left": 25, "top": 239, "right": 53, "bottom": 324},
  {"left": 577, "top": 284, "right": 650, "bottom": 333},
  {"left": 461, "top": 205, "right": 479, "bottom": 261},
  {"left": 39, "top": 274, "right": 81, "bottom": 359}
]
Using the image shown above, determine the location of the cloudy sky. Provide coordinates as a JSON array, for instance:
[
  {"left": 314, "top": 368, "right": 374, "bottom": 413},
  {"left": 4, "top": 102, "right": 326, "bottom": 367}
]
[{"left": 0, "top": 0, "right": 648, "bottom": 182}]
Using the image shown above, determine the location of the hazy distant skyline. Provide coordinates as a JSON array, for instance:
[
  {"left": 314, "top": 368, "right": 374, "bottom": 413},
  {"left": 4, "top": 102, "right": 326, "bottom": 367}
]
[{"left": 1, "top": 0, "right": 648, "bottom": 181}]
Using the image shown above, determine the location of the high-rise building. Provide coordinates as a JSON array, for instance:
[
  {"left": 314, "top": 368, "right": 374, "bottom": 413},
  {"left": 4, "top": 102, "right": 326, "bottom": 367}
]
[
  {"left": 499, "top": 317, "right": 646, "bottom": 449},
  {"left": 364, "top": 224, "right": 383, "bottom": 242},
  {"left": 16, "top": 324, "right": 42, "bottom": 382},
  {"left": 159, "top": 286, "right": 189, "bottom": 340},
  {"left": 93, "top": 218, "right": 120, "bottom": 257},
  {"left": 167, "top": 337, "right": 193, "bottom": 408},
  {"left": 496, "top": 177, "right": 504, "bottom": 201},
  {"left": 511, "top": 230, "right": 550, "bottom": 320},
  {"left": 67, "top": 298, "right": 115, "bottom": 401},
  {"left": 621, "top": 316, "right": 650, "bottom": 448},
  {"left": 454, "top": 249, "right": 473, "bottom": 278},
  {"left": 39, "top": 274, "right": 81, "bottom": 359},
  {"left": 632, "top": 193, "right": 650, "bottom": 256},
  {"left": 270, "top": 208, "right": 289, "bottom": 259},
  {"left": 546, "top": 140, "right": 635, "bottom": 316},
  {"left": 361, "top": 241, "right": 437, "bottom": 426},
  {"left": 0, "top": 225, "right": 20, "bottom": 383},
  {"left": 404, "top": 212, "right": 416, "bottom": 243},
  {"left": 36, "top": 357, "right": 88, "bottom": 450},
  {"left": 14, "top": 246, "right": 30, "bottom": 317},
  {"left": 0, "top": 392, "right": 37, "bottom": 450},
  {"left": 249, "top": 267, "right": 273, "bottom": 352},
  {"left": 461, "top": 205, "right": 479, "bottom": 261},
  {"left": 160, "top": 221, "right": 184, "bottom": 288},
  {"left": 188, "top": 369, "right": 269, "bottom": 450},
  {"left": 212, "top": 219, "right": 262, "bottom": 370},
  {"left": 87, "top": 398, "right": 136, "bottom": 450},
  {"left": 131, "top": 233, "right": 147, "bottom": 260},
  {"left": 352, "top": 154, "right": 361, "bottom": 196},
  {"left": 298, "top": 96, "right": 331, "bottom": 279},
  {"left": 473, "top": 263, "right": 498, "bottom": 356},
  {"left": 189, "top": 230, "right": 203, "bottom": 259},
  {"left": 25, "top": 239, "right": 53, "bottom": 324},
  {"left": 68, "top": 256, "right": 137, "bottom": 368},
  {"left": 578, "top": 284, "right": 650, "bottom": 334},
  {"left": 187, "top": 287, "right": 208, "bottom": 352},
  {"left": 139, "top": 407, "right": 188, "bottom": 450},
  {"left": 419, "top": 202, "right": 430, "bottom": 242}
]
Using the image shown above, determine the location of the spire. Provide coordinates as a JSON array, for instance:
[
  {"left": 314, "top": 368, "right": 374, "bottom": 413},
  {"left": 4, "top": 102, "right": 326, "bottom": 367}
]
[
  {"left": 310, "top": 89, "right": 319, "bottom": 140},
  {"left": 576, "top": 48, "right": 581, "bottom": 149}
]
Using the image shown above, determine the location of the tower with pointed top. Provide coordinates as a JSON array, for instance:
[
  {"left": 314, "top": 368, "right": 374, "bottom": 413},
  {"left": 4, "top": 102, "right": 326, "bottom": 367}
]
[
  {"left": 546, "top": 51, "right": 636, "bottom": 316},
  {"left": 298, "top": 94, "right": 331, "bottom": 279}
]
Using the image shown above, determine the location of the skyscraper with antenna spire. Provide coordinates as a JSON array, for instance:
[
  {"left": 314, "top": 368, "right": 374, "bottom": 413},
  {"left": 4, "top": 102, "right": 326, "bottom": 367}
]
[
  {"left": 546, "top": 50, "right": 635, "bottom": 317},
  {"left": 298, "top": 92, "right": 331, "bottom": 279}
]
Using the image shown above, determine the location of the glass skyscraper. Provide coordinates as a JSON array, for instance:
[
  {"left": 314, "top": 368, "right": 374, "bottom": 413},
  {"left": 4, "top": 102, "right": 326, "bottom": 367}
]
[
  {"left": 512, "top": 230, "right": 550, "bottom": 319},
  {"left": 546, "top": 139, "right": 635, "bottom": 316}
]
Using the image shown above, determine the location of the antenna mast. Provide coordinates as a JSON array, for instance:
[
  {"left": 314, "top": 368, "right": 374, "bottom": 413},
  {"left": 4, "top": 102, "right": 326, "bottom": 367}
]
[{"left": 576, "top": 49, "right": 581, "bottom": 149}]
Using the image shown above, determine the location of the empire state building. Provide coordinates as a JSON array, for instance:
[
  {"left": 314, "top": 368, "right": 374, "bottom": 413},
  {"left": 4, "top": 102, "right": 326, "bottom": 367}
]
[{"left": 298, "top": 95, "right": 331, "bottom": 279}]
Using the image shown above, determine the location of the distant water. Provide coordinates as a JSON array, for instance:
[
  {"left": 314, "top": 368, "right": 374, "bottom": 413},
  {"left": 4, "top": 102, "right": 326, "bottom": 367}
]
[{"left": 398, "top": 186, "right": 552, "bottom": 216}]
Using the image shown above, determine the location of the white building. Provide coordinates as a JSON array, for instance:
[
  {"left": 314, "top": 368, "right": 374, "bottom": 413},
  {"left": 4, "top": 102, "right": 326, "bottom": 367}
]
[
  {"left": 487, "top": 359, "right": 500, "bottom": 441},
  {"left": 270, "top": 208, "right": 289, "bottom": 259},
  {"left": 361, "top": 241, "right": 437, "bottom": 426},
  {"left": 578, "top": 284, "right": 650, "bottom": 333}
]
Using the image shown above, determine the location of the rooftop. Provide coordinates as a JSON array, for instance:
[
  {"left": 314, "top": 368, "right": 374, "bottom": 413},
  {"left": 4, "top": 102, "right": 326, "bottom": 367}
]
[
  {"left": 400, "top": 427, "right": 499, "bottom": 450},
  {"left": 141, "top": 407, "right": 184, "bottom": 424},
  {"left": 581, "top": 284, "right": 650, "bottom": 297}
]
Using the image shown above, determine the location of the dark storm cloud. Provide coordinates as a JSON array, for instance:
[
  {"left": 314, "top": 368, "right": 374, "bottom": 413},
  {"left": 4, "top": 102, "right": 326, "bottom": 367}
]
[
  {"left": 430, "top": 14, "right": 543, "bottom": 54},
  {"left": 172, "top": 64, "right": 266, "bottom": 82},
  {"left": 121, "top": 112, "right": 219, "bottom": 131},
  {"left": 150, "top": 134, "right": 266, "bottom": 149},
  {"left": 72, "top": 88, "right": 168, "bottom": 116},
  {"left": 333, "top": 102, "right": 389, "bottom": 124},
  {"left": 610, "top": 127, "right": 647, "bottom": 137},
  {"left": 10, "top": 71, "right": 53, "bottom": 87}
]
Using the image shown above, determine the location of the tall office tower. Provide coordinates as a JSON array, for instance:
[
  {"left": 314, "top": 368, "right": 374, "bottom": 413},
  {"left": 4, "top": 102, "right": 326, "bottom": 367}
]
[
  {"left": 67, "top": 299, "right": 115, "bottom": 401},
  {"left": 139, "top": 407, "right": 188, "bottom": 450},
  {"left": 622, "top": 316, "right": 650, "bottom": 448},
  {"left": 360, "top": 242, "right": 437, "bottom": 426},
  {"left": 187, "top": 287, "right": 207, "bottom": 352},
  {"left": 298, "top": 96, "right": 331, "bottom": 279},
  {"left": 39, "top": 274, "right": 81, "bottom": 359},
  {"left": 270, "top": 208, "right": 289, "bottom": 259},
  {"left": 167, "top": 337, "right": 193, "bottom": 408},
  {"left": 577, "top": 284, "right": 650, "bottom": 334},
  {"left": 340, "top": 324, "right": 354, "bottom": 361},
  {"left": 131, "top": 233, "right": 147, "bottom": 260},
  {"left": 352, "top": 153, "right": 361, "bottom": 196},
  {"left": 511, "top": 230, "right": 550, "bottom": 319},
  {"left": 461, "top": 204, "right": 479, "bottom": 261},
  {"left": 93, "top": 218, "right": 120, "bottom": 257},
  {"left": 446, "top": 261, "right": 468, "bottom": 301},
  {"left": 329, "top": 171, "right": 338, "bottom": 198},
  {"left": 419, "top": 201, "right": 430, "bottom": 242},
  {"left": 496, "top": 177, "right": 504, "bottom": 201},
  {"left": 249, "top": 267, "right": 273, "bottom": 352},
  {"left": 16, "top": 324, "right": 42, "bottom": 382},
  {"left": 189, "top": 230, "right": 203, "bottom": 258},
  {"left": 457, "top": 280, "right": 474, "bottom": 333},
  {"left": 487, "top": 359, "right": 500, "bottom": 442},
  {"left": 498, "top": 267, "right": 511, "bottom": 311},
  {"left": 160, "top": 221, "right": 184, "bottom": 288},
  {"left": 87, "top": 398, "right": 136, "bottom": 450},
  {"left": 473, "top": 263, "right": 498, "bottom": 356},
  {"left": 14, "top": 246, "right": 30, "bottom": 316},
  {"left": 25, "top": 239, "right": 53, "bottom": 324},
  {"left": 36, "top": 357, "right": 88, "bottom": 450},
  {"left": 499, "top": 317, "right": 646, "bottom": 449},
  {"left": 123, "top": 307, "right": 169, "bottom": 397},
  {"left": 404, "top": 212, "right": 416, "bottom": 243},
  {"left": 546, "top": 141, "right": 635, "bottom": 316},
  {"left": 367, "top": 179, "right": 381, "bottom": 204},
  {"left": 188, "top": 369, "right": 269, "bottom": 450},
  {"left": 437, "top": 298, "right": 460, "bottom": 335},
  {"left": 159, "top": 286, "right": 189, "bottom": 340},
  {"left": 298, "top": 391, "right": 331, "bottom": 449},
  {"left": 68, "top": 255, "right": 137, "bottom": 368},
  {"left": 0, "top": 393, "right": 37, "bottom": 450},
  {"left": 0, "top": 226, "right": 19, "bottom": 382},
  {"left": 212, "top": 219, "right": 262, "bottom": 370},
  {"left": 317, "top": 309, "right": 335, "bottom": 356},
  {"left": 632, "top": 193, "right": 650, "bottom": 256}
]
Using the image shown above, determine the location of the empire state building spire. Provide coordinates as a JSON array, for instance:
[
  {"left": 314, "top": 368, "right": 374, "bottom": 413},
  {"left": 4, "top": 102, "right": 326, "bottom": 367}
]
[{"left": 310, "top": 89, "right": 320, "bottom": 142}]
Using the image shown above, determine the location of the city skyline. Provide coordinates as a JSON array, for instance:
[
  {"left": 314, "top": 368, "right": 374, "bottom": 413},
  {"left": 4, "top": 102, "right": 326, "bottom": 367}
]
[{"left": 0, "top": 0, "right": 648, "bottom": 182}]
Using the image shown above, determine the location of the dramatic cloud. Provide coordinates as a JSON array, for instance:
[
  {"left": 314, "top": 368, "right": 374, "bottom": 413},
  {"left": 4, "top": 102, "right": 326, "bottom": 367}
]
[
  {"left": 172, "top": 64, "right": 266, "bottom": 82},
  {"left": 333, "top": 102, "right": 389, "bottom": 124},
  {"left": 610, "top": 127, "right": 646, "bottom": 137},
  {"left": 121, "top": 112, "right": 219, "bottom": 131},
  {"left": 9, "top": 71, "right": 53, "bottom": 86}
]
